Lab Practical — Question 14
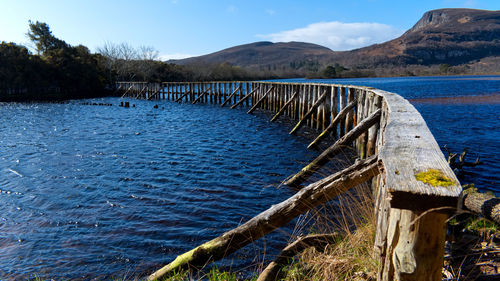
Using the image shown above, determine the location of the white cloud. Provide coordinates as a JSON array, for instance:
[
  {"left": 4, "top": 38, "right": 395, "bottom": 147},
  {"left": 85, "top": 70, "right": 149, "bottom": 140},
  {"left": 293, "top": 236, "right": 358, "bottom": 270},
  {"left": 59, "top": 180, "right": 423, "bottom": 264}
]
[
  {"left": 159, "top": 53, "right": 197, "bottom": 61},
  {"left": 257, "top": 21, "right": 403, "bottom": 51}
]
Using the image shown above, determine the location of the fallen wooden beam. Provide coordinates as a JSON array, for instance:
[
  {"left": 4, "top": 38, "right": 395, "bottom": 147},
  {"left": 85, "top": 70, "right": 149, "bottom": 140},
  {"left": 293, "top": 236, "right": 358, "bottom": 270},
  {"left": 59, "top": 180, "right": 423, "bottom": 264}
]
[
  {"left": 308, "top": 100, "right": 357, "bottom": 149},
  {"left": 147, "top": 155, "right": 380, "bottom": 281},
  {"left": 221, "top": 85, "right": 241, "bottom": 107},
  {"left": 289, "top": 90, "right": 327, "bottom": 135},
  {"left": 230, "top": 86, "right": 261, "bottom": 109},
  {"left": 192, "top": 85, "right": 213, "bottom": 104},
  {"left": 256, "top": 233, "right": 340, "bottom": 281},
  {"left": 247, "top": 86, "right": 275, "bottom": 114},
  {"left": 463, "top": 191, "right": 500, "bottom": 224},
  {"left": 285, "top": 109, "right": 381, "bottom": 187},
  {"left": 270, "top": 91, "right": 298, "bottom": 122}
]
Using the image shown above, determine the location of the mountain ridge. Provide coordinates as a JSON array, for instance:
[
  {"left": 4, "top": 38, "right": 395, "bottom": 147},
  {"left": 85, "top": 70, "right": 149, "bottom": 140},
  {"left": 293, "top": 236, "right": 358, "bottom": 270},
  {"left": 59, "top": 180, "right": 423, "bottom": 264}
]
[{"left": 171, "top": 8, "right": 500, "bottom": 76}]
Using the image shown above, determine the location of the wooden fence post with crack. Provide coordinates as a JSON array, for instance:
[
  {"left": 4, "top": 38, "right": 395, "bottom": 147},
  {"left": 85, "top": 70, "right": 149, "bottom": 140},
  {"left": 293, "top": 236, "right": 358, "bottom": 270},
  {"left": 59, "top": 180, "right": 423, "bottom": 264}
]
[{"left": 371, "top": 89, "right": 462, "bottom": 281}]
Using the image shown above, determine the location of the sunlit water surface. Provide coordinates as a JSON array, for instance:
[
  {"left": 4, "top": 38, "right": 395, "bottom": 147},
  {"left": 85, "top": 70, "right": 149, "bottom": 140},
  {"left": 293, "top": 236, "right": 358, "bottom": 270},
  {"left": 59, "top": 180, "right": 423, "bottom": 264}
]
[{"left": 1, "top": 75, "right": 499, "bottom": 279}]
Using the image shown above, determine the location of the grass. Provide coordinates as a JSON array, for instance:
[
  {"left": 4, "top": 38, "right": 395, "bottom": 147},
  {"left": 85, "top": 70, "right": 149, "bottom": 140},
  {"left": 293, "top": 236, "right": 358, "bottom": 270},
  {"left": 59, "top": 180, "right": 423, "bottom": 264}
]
[{"left": 278, "top": 182, "right": 378, "bottom": 281}]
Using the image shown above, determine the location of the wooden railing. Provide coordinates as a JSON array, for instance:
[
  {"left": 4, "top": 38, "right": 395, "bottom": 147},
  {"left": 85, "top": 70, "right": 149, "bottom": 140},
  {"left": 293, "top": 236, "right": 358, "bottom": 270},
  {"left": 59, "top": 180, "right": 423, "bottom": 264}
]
[{"left": 117, "top": 81, "right": 462, "bottom": 281}]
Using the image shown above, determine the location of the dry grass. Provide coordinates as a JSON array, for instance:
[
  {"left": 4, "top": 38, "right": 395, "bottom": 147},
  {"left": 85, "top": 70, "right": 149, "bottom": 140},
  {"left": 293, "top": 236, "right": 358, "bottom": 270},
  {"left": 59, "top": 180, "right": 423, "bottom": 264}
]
[
  {"left": 443, "top": 215, "right": 500, "bottom": 280},
  {"left": 280, "top": 182, "right": 378, "bottom": 281}
]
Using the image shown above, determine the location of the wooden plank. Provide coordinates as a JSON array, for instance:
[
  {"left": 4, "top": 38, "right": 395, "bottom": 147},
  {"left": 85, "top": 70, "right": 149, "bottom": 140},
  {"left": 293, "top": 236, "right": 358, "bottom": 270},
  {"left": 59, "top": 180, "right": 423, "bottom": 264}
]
[
  {"left": 247, "top": 86, "right": 275, "bottom": 114},
  {"left": 374, "top": 89, "right": 461, "bottom": 198},
  {"left": 289, "top": 89, "right": 327, "bottom": 135}
]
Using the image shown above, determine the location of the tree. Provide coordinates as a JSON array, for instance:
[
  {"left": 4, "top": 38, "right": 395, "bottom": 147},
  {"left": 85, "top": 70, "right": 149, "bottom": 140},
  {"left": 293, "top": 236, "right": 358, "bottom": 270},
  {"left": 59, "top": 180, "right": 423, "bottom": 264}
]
[
  {"left": 26, "top": 21, "right": 67, "bottom": 55},
  {"left": 322, "top": 65, "right": 337, "bottom": 78}
]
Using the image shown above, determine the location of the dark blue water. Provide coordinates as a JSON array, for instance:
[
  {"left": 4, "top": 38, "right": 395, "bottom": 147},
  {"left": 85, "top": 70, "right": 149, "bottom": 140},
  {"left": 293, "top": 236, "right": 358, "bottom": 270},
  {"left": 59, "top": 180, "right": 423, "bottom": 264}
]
[
  {"left": 0, "top": 99, "right": 317, "bottom": 280},
  {"left": 1, "top": 76, "right": 499, "bottom": 280},
  {"left": 282, "top": 76, "right": 500, "bottom": 194}
]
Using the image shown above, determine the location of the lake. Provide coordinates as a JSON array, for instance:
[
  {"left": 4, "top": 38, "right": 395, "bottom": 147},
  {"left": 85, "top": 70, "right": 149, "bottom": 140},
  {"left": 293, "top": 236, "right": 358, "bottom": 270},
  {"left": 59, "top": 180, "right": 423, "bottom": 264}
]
[{"left": 1, "top": 75, "right": 499, "bottom": 280}]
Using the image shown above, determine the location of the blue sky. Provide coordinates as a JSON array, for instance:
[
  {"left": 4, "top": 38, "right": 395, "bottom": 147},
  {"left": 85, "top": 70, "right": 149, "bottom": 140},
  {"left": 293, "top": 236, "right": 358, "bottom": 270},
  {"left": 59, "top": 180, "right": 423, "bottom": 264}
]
[{"left": 1, "top": 0, "right": 499, "bottom": 60}]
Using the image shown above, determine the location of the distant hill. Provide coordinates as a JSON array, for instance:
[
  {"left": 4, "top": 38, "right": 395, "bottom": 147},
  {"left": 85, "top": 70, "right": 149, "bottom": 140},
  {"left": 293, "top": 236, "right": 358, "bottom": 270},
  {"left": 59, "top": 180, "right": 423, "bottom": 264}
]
[
  {"left": 171, "top": 41, "right": 334, "bottom": 72},
  {"left": 171, "top": 8, "right": 500, "bottom": 76}
]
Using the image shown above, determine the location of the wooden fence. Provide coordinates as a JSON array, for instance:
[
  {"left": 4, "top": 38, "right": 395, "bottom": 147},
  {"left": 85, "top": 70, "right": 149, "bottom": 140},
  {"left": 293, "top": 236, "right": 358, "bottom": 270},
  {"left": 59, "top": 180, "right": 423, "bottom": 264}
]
[{"left": 117, "top": 81, "right": 462, "bottom": 281}]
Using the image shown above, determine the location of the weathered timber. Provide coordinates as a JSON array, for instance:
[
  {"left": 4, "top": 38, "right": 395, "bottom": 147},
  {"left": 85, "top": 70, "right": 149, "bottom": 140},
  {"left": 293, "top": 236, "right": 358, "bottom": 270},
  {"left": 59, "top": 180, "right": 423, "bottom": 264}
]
[
  {"left": 339, "top": 87, "right": 346, "bottom": 136},
  {"left": 289, "top": 90, "right": 327, "bottom": 135},
  {"left": 285, "top": 108, "right": 381, "bottom": 187},
  {"left": 463, "top": 191, "right": 500, "bottom": 224},
  {"left": 373, "top": 89, "right": 461, "bottom": 281},
  {"left": 221, "top": 85, "right": 241, "bottom": 107},
  {"left": 307, "top": 99, "right": 357, "bottom": 149},
  {"left": 247, "top": 86, "right": 275, "bottom": 114},
  {"left": 147, "top": 156, "right": 380, "bottom": 281},
  {"left": 256, "top": 233, "right": 340, "bottom": 281},
  {"left": 230, "top": 86, "right": 261, "bottom": 109},
  {"left": 192, "top": 84, "right": 213, "bottom": 104},
  {"left": 270, "top": 91, "right": 298, "bottom": 122},
  {"left": 346, "top": 88, "right": 355, "bottom": 132}
]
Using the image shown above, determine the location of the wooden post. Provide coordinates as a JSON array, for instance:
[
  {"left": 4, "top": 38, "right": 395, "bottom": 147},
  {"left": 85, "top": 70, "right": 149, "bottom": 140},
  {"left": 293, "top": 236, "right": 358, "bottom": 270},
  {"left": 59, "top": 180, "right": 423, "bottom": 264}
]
[
  {"left": 290, "top": 89, "right": 327, "bottom": 135},
  {"left": 221, "top": 84, "right": 241, "bottom": 107},
  {"left": 270, "top": 90, "right": 298, "bottom": 122},
  {"left": 339, "top": 87, "right": 346, "bottom": 137},
  {"left": 247, "top": 86, "right": 275, "bottom": 114},
  {"left": 372, "top": 89, "right": 461, "bottom": 281},
  {"left": 331, "top": 86, "right": 338, "bottom": 139},
  {"left": 346, "top": 88, "right": 355, "bottom": 132},
  {"left": 231, "top": 86, "right": 261, "bottom": 109}
]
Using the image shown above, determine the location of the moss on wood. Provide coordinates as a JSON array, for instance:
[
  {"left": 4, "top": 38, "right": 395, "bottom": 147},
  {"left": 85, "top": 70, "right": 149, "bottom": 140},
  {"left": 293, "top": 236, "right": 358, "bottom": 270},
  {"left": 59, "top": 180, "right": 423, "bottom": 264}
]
[{"left": 414, "top": 169, "right": 454, "bottom": 187}]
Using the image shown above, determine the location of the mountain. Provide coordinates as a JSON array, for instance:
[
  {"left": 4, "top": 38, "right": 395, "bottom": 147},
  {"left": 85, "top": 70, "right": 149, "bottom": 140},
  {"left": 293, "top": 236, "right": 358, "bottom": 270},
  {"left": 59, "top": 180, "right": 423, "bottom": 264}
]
[
  {"left": 172, "top": 41, "right": 334, "bottom": 71},
  {"left": 171, "top": 8, "right": 500, "bottom": 75},
  {"left": 333, "top": 8, "right": 500, "bottom": 67}
]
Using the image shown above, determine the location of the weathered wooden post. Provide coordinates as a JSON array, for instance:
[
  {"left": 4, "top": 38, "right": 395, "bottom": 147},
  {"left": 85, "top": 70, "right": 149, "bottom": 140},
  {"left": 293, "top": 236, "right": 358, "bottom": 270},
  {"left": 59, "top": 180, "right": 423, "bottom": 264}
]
[{"left": 370, "top": 89, "right": 461, "bottom": 281}]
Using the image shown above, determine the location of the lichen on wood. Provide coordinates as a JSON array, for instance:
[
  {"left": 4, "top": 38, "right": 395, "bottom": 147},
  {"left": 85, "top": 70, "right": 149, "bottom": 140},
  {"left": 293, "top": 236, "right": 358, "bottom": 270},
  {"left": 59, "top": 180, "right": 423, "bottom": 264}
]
[{"left": 414, "top": 169, "right": 455, "bottom": 187}]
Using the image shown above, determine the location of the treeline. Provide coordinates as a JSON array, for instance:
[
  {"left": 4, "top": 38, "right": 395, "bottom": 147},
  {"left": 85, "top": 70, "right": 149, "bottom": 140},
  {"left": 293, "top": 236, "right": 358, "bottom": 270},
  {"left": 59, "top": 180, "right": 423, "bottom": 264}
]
[
  {"left": 0, "top": 21, "right": 275, "bottom": 101},
  {"left": 98, "top": 41, "right": 277, "bottom": 82},
  {"left": 0, "top": 21, "right": 111, "bottom": 101}
]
